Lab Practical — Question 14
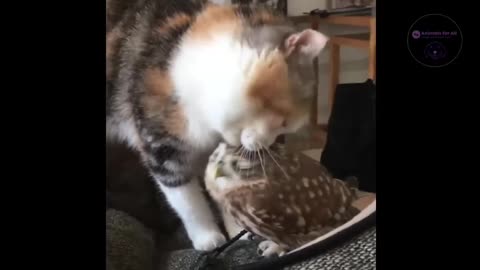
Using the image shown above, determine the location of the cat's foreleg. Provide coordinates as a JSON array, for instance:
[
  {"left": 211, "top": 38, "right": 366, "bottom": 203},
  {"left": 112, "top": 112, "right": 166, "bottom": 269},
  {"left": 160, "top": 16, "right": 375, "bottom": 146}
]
[
  {"left": 142, "top": 140, "right": 226, "bottom": 251},
  {"left": 156, "top": 176, "right": 227, "bottom": 251}
]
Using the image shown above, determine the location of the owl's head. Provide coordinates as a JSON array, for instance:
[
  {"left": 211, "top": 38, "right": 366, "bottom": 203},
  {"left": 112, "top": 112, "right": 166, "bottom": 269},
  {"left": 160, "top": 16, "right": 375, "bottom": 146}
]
[{"left": 205, "top": 142, "right": 267, "bottom": 201}]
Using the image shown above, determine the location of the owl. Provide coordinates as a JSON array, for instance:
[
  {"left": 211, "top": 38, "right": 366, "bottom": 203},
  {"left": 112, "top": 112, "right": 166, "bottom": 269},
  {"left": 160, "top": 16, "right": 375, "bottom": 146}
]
[{"left": 204, "top": 142, "right": 360, "bottom": 257}]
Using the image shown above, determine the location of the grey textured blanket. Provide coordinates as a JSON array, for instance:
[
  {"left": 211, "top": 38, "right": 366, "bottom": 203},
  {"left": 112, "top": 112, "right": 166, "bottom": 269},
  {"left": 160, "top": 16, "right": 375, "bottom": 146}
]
[
  {"left": 106, "top": 209, "right": 155, "bottom": 270},
  {"left": 162, "top": 228, "right": 376, "bottom": 270},
  {"left": 106, "top": 208, "right": 375, "bottom": 270}
]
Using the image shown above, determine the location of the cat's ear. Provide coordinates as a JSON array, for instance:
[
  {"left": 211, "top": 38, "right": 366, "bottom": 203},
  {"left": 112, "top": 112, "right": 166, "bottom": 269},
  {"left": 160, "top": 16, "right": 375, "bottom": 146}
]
[{"left": 283, "top": 29, "right": 329, "bottom": 61}]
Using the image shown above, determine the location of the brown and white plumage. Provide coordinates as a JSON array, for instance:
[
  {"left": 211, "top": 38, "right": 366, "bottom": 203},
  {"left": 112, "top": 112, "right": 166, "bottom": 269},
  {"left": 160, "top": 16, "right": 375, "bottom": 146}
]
[{"left": 205, "top": 142, "right": 360, "bottom": 256}]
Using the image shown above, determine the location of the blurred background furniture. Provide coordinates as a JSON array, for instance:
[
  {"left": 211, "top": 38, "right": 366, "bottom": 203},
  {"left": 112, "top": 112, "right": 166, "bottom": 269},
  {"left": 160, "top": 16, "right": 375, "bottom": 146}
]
[
  {"left": 324, "top": 15, "right": 375, "bottom": 112},
  {"left": 289, "top": 0, "right": 376, "bottom": 125}
]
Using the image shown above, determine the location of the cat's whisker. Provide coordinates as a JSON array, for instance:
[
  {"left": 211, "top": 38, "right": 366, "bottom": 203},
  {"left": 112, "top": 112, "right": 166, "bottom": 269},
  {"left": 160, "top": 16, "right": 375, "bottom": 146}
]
[
  {"left": 256, "top": 143, "right": 267, "bottom": 178},
  {"left": 262, "top": 142, "right": 289, "bottom": 180},
  {"left": 261, "top": 144, "right": 267, "bottom": 174},
  {"left": 262, "top": 144, "right": 268, "bottom": 173},
  {"left": 235, "top": 146, "right": 242, "bottom": 155},
  {"left": 243, "top": 148, "right": 248, "bottom": 160},
  {"left": 238, "top": 146, "right": 246, "bottom": 169},
  {"left": 246, "top": 149, "right": 252, "bottom": 178},
  {"left": 250, "top": 150, "right": 255, "bottom": 175},
  {"left": 251, "top": 149, "right": 256, "bottom": 176},
  {"left": 269, "top": 146, "right": 283, "bottom": 159}
]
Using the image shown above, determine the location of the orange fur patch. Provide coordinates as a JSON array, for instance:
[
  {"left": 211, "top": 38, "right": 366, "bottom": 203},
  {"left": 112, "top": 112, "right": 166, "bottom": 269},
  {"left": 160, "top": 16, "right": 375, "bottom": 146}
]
[
  {"left": 106, "top": 26, "right": 123, "bottom": 80},
  {"left": 246, "top": 51, "right": 293, "bottom": 117},
  {"left": 188, "top": 4, "right": 241, "bottom": 40},
  {"left": 144, "top": 68, "right": 173, "bottom": 97},
  {"left": 143, "top": 68, "right": 186, "bottom": 138},
  {"left": 157, "top": 13, "right": 193, "bottom": 35}
]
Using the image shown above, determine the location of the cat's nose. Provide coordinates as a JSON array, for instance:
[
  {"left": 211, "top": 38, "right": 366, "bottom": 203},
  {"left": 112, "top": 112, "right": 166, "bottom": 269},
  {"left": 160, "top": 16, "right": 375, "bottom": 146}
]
[
  {"left": 241, "top": 130, "right": 258, "bottom": 151},
  {"left": 242, "top": 141, "right": 257, "bottom": 151}
]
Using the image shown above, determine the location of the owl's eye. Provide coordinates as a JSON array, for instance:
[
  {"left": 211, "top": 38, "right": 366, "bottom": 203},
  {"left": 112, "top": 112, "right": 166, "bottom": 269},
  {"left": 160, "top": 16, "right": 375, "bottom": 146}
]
[{"left": 231, "top": 160, "right": 238, "bottom": 168}]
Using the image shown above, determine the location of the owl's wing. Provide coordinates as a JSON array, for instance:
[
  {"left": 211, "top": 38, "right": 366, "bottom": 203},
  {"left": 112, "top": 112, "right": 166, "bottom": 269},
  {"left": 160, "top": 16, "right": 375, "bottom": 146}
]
[{"left": 230, "top": 185, "right": 304, "bottom": 236}]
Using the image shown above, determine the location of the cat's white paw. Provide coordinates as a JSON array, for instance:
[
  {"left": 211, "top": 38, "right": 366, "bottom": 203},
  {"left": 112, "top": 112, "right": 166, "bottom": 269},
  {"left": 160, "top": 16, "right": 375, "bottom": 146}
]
[
  {"left": 192, "top": 230, "right": 227, "bottom": 251},
  {"left": 257, "top": 240, "right": 286, "bottom": 257}
]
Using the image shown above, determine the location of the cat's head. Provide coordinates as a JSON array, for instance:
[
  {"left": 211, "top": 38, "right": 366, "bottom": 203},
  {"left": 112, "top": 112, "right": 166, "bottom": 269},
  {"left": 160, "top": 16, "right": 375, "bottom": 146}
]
[
  {"left": 217, "top": 25, "right": 328, "bottom": 150},
  {"left": 173, "top": 5, "right": 328, "bottom": 150}
]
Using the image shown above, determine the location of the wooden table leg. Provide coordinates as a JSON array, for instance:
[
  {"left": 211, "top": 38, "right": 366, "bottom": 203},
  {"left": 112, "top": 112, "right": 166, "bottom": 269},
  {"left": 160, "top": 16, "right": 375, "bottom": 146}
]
[
  {"left": 310, "top": 15, "right": 320, "bottom": 126},
  {"left": 368, "top": 18, "right": 376, "bottom": 80},
  {"left": 329, "top": 43, "right": 340, "bottom": 112},
  {"left": 310, "top": 55, "right": 319, "bottom": 126}
]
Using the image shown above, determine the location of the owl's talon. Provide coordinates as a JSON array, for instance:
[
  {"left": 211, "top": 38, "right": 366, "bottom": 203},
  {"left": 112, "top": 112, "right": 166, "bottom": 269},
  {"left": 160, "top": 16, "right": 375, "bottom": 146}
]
[{"left": 257, "top": 240, "right": 285, "bottom": 257}]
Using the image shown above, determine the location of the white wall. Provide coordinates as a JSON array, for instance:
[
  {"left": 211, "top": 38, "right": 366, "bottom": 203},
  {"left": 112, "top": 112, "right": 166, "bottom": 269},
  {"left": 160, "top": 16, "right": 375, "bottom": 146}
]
[{"left": 287, "top": 0, "right": 328, "bottom": 16}]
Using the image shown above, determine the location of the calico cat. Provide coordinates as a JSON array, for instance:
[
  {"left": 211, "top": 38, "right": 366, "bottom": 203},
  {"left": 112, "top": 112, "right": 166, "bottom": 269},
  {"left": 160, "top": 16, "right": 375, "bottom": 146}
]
[{"left": 106, "top": 0, "right": 328, "bottom": 251}]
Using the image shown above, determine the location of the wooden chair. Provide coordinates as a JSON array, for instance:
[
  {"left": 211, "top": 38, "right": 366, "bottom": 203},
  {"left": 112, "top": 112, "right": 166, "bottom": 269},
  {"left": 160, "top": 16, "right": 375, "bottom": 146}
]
[
  {"left": 327, "top": 17, "right": 376, "bottom": 112},
  {"left": 290, "top": 15, "right": 376, "bottom": 125}
]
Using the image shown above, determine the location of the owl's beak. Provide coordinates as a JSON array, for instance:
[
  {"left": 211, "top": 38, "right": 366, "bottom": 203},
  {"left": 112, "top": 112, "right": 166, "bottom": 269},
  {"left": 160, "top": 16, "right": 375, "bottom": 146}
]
[{"left": 214, "top": 166, "right": 227, "bottom": 179}]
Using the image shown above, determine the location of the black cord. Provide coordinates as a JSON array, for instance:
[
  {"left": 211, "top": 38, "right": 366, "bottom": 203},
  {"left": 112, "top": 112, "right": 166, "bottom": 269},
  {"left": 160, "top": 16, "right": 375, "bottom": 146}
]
[
  {"left": 192, "top": 230, "right": 249, "bottom": 270},
  {"left": 212, "top": 230, "right": 249, "bottom": 257}
]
